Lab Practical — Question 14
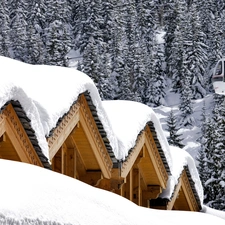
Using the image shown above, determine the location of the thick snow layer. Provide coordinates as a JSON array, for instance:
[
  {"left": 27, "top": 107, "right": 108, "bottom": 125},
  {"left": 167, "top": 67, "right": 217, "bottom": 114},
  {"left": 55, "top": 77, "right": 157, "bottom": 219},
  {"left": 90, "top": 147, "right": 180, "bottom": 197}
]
[
  {"left": 102, "top": 100, "right": 173, "bottom": 164},
  {"left": 160, "top": 146, "right": 204, "bottom": 204},
  {"left": 0, "top": 56, "right": 118, "bottom": 159},
  {"left": 0, "top": 159, "right": 224, "bottom": 225},
  {"left": 202, "top": 205, "right": 225, "bottom": 220}
]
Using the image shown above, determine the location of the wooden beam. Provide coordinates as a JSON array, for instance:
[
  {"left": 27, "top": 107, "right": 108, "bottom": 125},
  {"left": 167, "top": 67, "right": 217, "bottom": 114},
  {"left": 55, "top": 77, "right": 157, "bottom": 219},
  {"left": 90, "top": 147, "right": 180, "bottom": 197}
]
[
  {"left": 130, "top": 168, "right": 133, "bottom": 202},
  {"left": 48, "top": 103, "right": 80, "bottom": 160},
  {"left": 180, "top": 170, "right": 200, "bottom": 211},
  {"left": 74, "top": 147, "right": 77, "bottom": 178},
  {"left": 144, "top": 126, "right": 168, "bottom": 188},
  {"left": 0, "top": 115, "right": 6, "bottom": 138},
  {"left": 3, "top": 104, "right": 43, "bottom": 167},
  {"left": 0, "top": 133, "right": 6, "bottom": 142},
  {"left": 79, "top": 95, "right": 112, "bottom": 179},
  {"left": 142, "top": 185, "right": 162, "bottom": 200},
  {"left": 138, "top": 169, "right": 142, "bottom": 206},
  {"left": 65, "top": 147, "right": 76, "bottom": 178},
  {"left": 80, "top": 171, "right": 102, "bottom": 186},
  {"left": 95, "top": 178, "right": 111, "bottom": 191},
  {"left": 167, "top": 178, "right": 182, "bottom": 210},
  {"left": 61, "top": 145, "right": 66, "bottom": 175},
  {"left": 120, "top": 132, "right": 145, "bottom": 178}
]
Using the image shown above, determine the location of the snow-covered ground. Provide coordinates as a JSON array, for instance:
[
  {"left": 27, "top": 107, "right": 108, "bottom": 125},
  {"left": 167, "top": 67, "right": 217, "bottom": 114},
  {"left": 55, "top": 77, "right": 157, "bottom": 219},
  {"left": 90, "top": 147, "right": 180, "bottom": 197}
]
[
  {"left": 154, "top": 87, "right": 214, "bottom": 160},
  {"left": 0, "top": 159, "right": 224, "bottom": 225}
]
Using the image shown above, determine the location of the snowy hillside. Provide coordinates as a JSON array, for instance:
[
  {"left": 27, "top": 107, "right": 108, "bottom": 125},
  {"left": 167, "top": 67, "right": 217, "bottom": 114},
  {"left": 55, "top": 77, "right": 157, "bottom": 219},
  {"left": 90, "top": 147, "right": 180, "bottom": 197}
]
[{"left": 154, "top": 85, "right": 214, "bottom": 160}]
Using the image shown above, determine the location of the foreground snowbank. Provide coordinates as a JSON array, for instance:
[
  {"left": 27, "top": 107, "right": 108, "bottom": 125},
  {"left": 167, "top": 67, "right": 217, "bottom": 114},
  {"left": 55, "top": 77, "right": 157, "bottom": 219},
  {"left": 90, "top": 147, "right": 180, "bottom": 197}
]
[{"left": 0, "top": 159, "right": 224, "bottom": 225}]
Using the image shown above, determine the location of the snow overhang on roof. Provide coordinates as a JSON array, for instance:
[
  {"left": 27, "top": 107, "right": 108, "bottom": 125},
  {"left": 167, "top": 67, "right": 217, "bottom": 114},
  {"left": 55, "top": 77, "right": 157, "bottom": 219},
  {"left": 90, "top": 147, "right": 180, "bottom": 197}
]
[
  {"left": 0, "top": 56, "right": 118, "bottom": 161},
  {"left": 159, "top": 146, "right": 204, "bottom": 210}
]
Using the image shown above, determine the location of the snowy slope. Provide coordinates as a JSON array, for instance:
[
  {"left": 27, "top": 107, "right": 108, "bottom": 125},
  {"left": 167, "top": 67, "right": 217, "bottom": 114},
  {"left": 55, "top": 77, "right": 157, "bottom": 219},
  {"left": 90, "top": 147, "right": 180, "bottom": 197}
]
[
  {"left": 154, "top": 87, "right": 214, "bottom": 160},
  {"left": 0, "top": 159, "right": 224, "bottom": 225}
]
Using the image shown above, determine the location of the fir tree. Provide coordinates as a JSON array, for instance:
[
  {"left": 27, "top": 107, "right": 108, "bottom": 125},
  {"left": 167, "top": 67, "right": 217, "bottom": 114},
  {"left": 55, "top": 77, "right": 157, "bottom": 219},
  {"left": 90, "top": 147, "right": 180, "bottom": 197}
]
[
  {"left": 197, "top": 101, "right": 210, "bottom": 191},
  {"left": 179, "top": 74, "right": 195, "bottom": 127},
  {"left": 0, "top": 0, "right": 11, "bottom": 58},
  {"left": 170, "top": 0, "right": 187, "bottom": 93},
  {"left": 166, "top": 109, "right": 184, "bottom": 148},
  {"left": 200, "top": 117, "right": 216, "bottom": 205},
  {"left": 203, "top": 94, "right": 225, "bottom": 210},
  {"left": 187, "top": 1, "right": 208, "bottom": 99},
  {"left": 10, "top": 2, "right": 28, "bottom": 62},
  {"left": 146, "top": 37, "right": 166, "bottom": 107},
  {"left": 164, "top": 0, "right": 177, "bottom": 78}
]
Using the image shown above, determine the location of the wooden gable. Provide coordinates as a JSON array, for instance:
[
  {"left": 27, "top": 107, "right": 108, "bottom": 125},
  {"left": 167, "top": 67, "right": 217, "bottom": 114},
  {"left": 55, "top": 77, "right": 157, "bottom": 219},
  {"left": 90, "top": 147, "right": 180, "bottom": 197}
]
[
  {"left": 110, "top": 124, "right": 170, "bottom": 208},
  {"left": 150, "top": 167, "right": 202, "bottom": 211},
  {"left": 48, "top": 93, "right": 113, "bottom": 186},
  {"left": 0, "top": 102, "right": 43, "bottom": 167},
  {"left": 170, "top": 167, "right": 201, "bottom": 211}
]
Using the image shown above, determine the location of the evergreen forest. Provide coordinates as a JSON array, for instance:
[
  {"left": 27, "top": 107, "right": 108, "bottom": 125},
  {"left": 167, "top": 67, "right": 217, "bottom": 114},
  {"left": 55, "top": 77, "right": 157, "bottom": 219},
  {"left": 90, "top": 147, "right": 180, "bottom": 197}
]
[{"left": 0, "top": 0, "right": 225, "bottom": 211}]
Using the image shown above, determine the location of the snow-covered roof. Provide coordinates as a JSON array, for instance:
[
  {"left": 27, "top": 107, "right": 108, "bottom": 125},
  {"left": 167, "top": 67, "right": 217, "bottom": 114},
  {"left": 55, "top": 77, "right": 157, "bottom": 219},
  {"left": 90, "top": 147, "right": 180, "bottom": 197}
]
[
  {"left": 0, "top": 56, "right": 203, "bottom": 209},
  {"left": 0, "top": 56, "right": 118, "bottom": 160},
  {"left": 160, "top": 146, "right": 203, "bottom": 203}
]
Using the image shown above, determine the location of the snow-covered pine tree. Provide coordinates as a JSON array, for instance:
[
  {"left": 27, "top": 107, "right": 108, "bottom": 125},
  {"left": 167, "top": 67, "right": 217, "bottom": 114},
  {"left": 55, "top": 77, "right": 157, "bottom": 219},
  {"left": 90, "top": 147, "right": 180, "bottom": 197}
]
[
  {"left": 204, "top": 94, "right": 225, "bottom": 210},
  {"left": 204, "top": 96, "right": 225, "bottom": 211},
  {"left": 166, "top": 109, "right": 184, "bottom": 148},
  {"left": 44, "top": 0, "right": 73, "bottom": 65},
  {"left": 221, "top": 11, "right": 225, "bottom": 55},
  {"left": 135, "top": 0, "right": 154, "bottom": 55},
  {"left": 179, "top": 71, "right": 195, "bottom": 127},
  {"left": 122, "top": 0, "right": 142, "bottom": 102},
  {"left": 98, "top": 51, "right": 113, "bottom": 100},
  {"left": 25, "top": 0, "right": 47, "bottom": 64},
  {"left": 205, "top": 10, "right": 223, "bottom": 93},
  {"left": 146, "top": 35, "right": 166, "bottom": 107},
  {"left": 170, "top": 0, "right": 187, "bottom": 93},
  {"left": 26, "top": 21, "right": 46, "bottom": 64},
  {"left": 200, "top": 116, "right": 216, "bottom": 205},
  {"left": 76, "top": 0, "right": 104, "bottom": 53},
  {"left": 0, "top": 0, "right": 11, "bottom": 58},
  {"left": 97, "top": 0, "right": 115, "bottom": 100},
  {"left": 10, "top": 0, "right": 28, "bottom": 62},
  {"left": 45, "top": 20, "right": 73, "bottom": 66},
  {"left": 187, "top": 1, "right": 208, "bottom": 99},
  {"left": 27, "top": 0, "right": 47, "bottom": 31},
  {"left": 81, "top": 36, "right": 99, "bottom": 84},
  {"left": 164, "top": 0, "right": 177, "bottom": 78},
  {"left": 197, "top": 101, "right": 210, "bottom": 191}
]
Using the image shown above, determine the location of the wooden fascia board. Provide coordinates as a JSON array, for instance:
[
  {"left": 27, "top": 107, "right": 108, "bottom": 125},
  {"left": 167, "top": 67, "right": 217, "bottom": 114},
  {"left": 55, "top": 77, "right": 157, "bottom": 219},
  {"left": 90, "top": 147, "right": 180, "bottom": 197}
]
[
  {"left": 3, "top": 104, "right": 43, "bottom": 167},
  {"left": 180, "top": 169, "right": 200, "bottom": 211},
  {"left": 79, "top": 95, "right": 112, "bottom": 179},
  {"left": 144, "top": 126, "right": 168, "bottom": 189},
  {"left": 48, "top": 103, "right": 80, "bottom": 160},
  {"left": 167, "top": 177, "right": 182, "bottom": 210},
  {"left": 120, "top": 131, "right": 145, "bottom": 178},
  {"left": 0, "top": 114, "right": 6, "bottom": 138}
]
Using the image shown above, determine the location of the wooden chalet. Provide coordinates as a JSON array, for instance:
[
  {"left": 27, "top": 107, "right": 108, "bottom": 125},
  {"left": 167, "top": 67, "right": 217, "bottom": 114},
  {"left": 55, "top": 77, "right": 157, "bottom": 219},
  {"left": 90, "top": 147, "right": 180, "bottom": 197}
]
[{"left": 0, "top": 92, "right": 202, "bottom": 212}]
